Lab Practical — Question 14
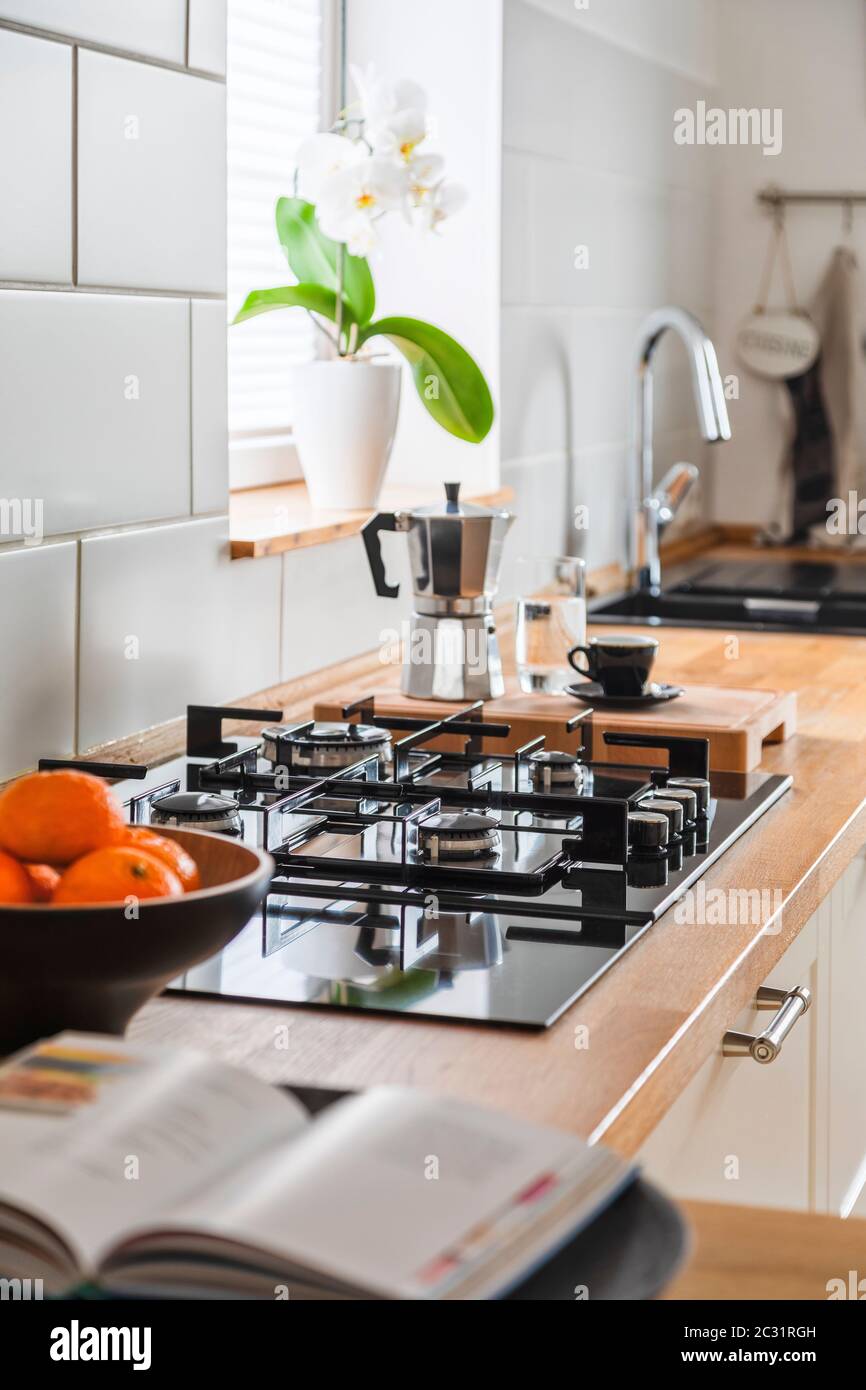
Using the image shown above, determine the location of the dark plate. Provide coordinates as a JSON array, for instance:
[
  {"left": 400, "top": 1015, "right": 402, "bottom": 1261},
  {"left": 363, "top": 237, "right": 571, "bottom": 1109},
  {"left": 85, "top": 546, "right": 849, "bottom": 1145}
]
[{"left": 565, "top": 682, "right": 684, "bottom": 709}]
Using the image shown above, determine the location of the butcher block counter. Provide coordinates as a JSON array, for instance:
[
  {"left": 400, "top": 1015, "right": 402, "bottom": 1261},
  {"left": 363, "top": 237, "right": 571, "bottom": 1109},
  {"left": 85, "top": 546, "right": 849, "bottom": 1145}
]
[{"left": 129, "top": 617, "right": 866, "bottom": 1160}]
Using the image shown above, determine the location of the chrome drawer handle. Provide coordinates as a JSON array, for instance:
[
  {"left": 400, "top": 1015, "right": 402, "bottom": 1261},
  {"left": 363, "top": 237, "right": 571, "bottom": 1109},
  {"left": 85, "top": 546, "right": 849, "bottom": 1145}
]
[{"left": 722, "top": 985, "right": 811, "bottom": 1064}]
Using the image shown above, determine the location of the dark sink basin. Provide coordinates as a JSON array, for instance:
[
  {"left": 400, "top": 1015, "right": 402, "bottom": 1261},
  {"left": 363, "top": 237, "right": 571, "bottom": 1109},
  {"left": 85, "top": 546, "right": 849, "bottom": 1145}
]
[{"left": 590, "top": 588, "right": 866, "bottom": 636}]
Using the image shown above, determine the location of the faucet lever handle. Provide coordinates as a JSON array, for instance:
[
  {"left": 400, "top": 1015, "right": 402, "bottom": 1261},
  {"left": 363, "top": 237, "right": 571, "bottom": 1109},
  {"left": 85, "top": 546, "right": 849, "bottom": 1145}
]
[{"left": 651, "top": 462, "right": 699, "bottom": 528}]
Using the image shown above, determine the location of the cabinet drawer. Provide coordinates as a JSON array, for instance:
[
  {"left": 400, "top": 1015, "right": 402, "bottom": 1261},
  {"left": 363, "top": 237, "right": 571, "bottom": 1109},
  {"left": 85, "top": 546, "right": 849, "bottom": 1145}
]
[
  {"left": 639, "top": 920, "right": 818, "bottom": 1211},
  {"left": 825, "top": 851, "right": 866, "bottom": 1215}
]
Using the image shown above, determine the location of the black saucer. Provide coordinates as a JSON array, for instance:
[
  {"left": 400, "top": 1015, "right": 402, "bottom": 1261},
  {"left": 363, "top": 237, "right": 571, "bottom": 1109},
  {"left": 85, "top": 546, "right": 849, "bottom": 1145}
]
[{"left": 565, "top": 681, "right": 684, "bottom": 710}]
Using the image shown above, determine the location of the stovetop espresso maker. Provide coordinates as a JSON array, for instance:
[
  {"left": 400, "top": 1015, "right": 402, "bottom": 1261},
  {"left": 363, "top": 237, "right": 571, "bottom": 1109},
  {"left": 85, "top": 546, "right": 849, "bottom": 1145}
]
[{"left": 362, "top": 482, "right": 514, "bottom": 700}]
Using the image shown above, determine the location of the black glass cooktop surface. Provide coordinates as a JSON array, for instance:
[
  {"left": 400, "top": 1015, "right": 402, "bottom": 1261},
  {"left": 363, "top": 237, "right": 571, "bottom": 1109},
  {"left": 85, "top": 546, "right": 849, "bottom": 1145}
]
[
  {"left": 170, "top": 889, "right": 652, "bottom": 1029},
  {"left": 167, "top": 765, "right": 791, "bottom": 1029},
  {"left": 92, "top": 701, "right": 793, "bottom": 1030}
]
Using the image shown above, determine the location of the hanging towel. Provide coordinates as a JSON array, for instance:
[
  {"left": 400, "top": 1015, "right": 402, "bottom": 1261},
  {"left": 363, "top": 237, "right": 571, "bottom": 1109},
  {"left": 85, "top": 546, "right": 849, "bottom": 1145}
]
[
  {"left": 798, "top": 246, "right": 864, "bottom": 543},
  {"left": 762, "top": 247, "right": 864, "bottom": 543}
]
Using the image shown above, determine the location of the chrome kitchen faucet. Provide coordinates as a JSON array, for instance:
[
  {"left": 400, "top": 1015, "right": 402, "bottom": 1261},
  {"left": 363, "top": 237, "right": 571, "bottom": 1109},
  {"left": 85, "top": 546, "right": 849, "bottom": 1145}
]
[{"left": 630, "top": 307, "right": 731, "bottom": 591}]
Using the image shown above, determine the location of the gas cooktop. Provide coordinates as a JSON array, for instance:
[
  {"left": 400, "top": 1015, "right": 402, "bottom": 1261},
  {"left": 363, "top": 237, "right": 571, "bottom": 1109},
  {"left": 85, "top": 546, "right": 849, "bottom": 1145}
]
[{"left": 46, "top": 698, "right": 791, "bottom": 1029}]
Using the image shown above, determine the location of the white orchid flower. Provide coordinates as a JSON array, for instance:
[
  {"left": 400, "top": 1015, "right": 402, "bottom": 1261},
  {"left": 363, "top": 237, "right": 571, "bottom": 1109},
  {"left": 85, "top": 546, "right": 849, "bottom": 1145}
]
[
  {"left": 350, "top": 62, "right": 429, "bottom": 159},
  {"left": 348, "top": 62, "right": 394, "bottom": 128},
  {"left": 350, "top": 63, "right": 426, "bottom": 126},
  {"left": 316, "top": 158, "right": 409, "bottom": 254},
  {"left": 295, "top": 132, "right": 365, "bottom": 203},
  {"left": 407, "top": 151, "right": 445, "bottom": 204},
  {"left": 374, "top": 107, "right": 429, "bottom": 164},
  {"left": 415, "top": 179, "right": 468, "bottom": 233}
]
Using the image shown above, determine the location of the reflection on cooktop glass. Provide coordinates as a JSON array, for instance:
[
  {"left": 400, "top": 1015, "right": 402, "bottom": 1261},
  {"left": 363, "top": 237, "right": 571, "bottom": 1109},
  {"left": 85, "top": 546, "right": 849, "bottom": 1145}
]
[{"left": 173, "top": 890, "right": 650, "bottom": 1029}]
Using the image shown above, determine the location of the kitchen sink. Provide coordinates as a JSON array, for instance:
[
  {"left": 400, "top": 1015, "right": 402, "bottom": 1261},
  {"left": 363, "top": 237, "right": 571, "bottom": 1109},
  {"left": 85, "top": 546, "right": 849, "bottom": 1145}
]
[{"left": 591, "top": 558, "right": 866, "bottom": 636}]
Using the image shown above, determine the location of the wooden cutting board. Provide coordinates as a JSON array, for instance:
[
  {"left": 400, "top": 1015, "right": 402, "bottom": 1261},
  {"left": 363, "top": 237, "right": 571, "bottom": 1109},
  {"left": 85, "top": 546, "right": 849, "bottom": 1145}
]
[{"left": 314, "top": 681, "right": 797, "bottom": 772}]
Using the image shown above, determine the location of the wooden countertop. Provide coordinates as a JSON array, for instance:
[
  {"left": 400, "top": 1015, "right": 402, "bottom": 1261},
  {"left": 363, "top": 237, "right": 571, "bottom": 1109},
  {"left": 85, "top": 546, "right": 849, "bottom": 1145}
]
[
  {"left": 129, "top": 547, "right": 866, "bottom": 1159},
  {"left": 229, "top": 480, "right": 513, "bottom": 558},
  {"left": 669, "top": 1202, "right": 866, "bottom": 1300}
]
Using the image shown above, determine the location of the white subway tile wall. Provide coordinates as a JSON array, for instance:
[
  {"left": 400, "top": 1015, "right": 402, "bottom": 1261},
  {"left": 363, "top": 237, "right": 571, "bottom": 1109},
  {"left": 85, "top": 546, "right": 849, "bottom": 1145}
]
[
  {"left": 281, "top": 536, "right": 412, "bottom": 684},
  {"left": 189, "top": 0, "right": 227, "bottom": 76},
  {"left": 191, "top": 299, "right": 230, "bottom": 515},
  {"left": 0, "top": 544, "right": 77, "bottom": 781},
  {"left": 77, "top": 50, "right": 226, "bottom": 293},
  {"left": 0, "top": 2, "right": 260, "bottom": 773},
  {"left": 0, "top": 1, "right": 187, "bottom": 63},
  {"left": 0, "top": 290, "right": 190, "bottom": 536},
  {"left": 78, "top": 519, "right": 280, "bottom": 750},
  {"left": 0, "top": 29, "right": 72, "bottom": 282}
]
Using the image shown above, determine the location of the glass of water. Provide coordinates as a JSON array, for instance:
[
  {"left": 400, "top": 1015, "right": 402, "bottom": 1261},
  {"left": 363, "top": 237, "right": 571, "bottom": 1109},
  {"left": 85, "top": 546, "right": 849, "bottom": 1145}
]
[{"left": 515, "top": 556, "right": 586, "bottom": 694}]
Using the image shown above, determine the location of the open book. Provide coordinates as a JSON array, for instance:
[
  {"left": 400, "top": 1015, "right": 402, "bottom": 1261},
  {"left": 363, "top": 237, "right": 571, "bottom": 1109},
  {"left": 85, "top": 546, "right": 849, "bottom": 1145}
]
[{"left": 0, "top": 1033, "right": 634, "bottom": 1300}]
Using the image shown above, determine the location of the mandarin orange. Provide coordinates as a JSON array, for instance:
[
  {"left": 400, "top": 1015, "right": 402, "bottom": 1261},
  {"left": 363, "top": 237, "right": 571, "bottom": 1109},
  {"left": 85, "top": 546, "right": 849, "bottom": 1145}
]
[
  {"left": 52, "top": 847, "right": 182, "bottom": 906},
  {"left": 0, "top": 770, "right": 126, "bottom": 865},
  {"left": 123, "top": 826, "right": 201, "bottom": 892},
  {"left": 0, "top": 850, "right": 35, "bottom": 905},
  {"left": 23, "top": 863, "right": 61, "bottom": 902}
]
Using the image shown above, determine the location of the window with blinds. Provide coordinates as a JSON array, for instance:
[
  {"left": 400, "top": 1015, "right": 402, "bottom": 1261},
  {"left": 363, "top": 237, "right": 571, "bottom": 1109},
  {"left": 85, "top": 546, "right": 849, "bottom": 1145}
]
[{"left": 227, "top": 0, "right": 330, "bottom": 485}]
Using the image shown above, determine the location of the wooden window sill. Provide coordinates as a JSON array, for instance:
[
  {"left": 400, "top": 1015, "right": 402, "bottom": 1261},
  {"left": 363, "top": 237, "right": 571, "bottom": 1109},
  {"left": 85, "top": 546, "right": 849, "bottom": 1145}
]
[{"left": 229, "top": 479, "right": 514, "bottom": 559}]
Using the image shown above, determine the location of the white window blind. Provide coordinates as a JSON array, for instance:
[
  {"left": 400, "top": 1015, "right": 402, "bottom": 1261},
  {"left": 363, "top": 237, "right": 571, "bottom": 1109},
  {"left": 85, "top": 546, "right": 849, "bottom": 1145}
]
[{"left": 227, "top": 0, "right": 326, "bottom": 444}]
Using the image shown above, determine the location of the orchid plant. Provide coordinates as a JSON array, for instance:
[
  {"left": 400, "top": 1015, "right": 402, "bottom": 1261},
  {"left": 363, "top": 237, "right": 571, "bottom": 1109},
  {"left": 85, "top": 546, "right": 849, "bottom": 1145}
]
[{"left": 233, "top": 66, "right": 494, "bottom": 444}]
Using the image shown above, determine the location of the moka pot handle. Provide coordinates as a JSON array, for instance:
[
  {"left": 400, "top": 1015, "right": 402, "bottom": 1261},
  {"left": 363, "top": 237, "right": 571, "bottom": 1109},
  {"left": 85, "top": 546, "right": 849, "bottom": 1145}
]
[{"left": 361, "top": 511, "right": 400, "bottom": 598}]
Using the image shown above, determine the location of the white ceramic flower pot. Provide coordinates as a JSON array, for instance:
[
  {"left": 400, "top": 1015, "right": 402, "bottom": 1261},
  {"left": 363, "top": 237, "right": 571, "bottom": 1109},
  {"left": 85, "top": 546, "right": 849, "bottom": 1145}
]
[{"left": 291, "top": 360, "right": 402, "bottom": 510}]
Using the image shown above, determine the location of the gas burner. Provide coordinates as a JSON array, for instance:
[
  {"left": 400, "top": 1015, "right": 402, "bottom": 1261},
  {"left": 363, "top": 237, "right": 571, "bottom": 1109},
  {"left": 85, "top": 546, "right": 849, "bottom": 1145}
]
[
  {"left": 527, "top": 750, "right": 588, "bottom": 793},
  {"left": 150, "top": 791, "right": 242, "bottom": 836},
  {"left": 418, "top": 812, "right": 501, "bottom": 862},
  {"left": 263, "top": 722, "right": 392, "bottom": 772}
]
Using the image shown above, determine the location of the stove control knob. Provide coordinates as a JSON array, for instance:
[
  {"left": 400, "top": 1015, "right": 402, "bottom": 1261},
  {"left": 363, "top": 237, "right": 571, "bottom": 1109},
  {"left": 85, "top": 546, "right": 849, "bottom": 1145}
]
[
  {"left": 667, "top": 776, "right": 711, "bottom": 818},
  {"left": 627, "top": 810, "right": 669, "bottom": 852},
  {"left": 653, "top": 784, "right": 698, "bottom": 824},
  {"left": 638, "top": 795, "right": 684, "bottom": 838}
]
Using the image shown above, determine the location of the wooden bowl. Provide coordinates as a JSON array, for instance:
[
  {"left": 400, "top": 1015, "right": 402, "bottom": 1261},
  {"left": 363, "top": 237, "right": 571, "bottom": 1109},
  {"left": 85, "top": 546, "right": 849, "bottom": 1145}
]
[{"left": 0, "top": 827, "right": 273, "bottom": 1056}]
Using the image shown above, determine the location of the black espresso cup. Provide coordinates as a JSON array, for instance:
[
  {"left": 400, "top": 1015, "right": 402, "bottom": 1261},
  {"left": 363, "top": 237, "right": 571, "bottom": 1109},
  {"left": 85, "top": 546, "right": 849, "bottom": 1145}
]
[{"left": 567, "top": 634, "right": 659, "bottom": 697}]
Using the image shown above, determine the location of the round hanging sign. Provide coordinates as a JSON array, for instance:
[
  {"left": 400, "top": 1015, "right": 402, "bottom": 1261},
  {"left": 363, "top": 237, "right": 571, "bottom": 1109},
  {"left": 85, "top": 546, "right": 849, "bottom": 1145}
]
[{"left": 735, "top": 310, "right": 820, "bottom": 380}]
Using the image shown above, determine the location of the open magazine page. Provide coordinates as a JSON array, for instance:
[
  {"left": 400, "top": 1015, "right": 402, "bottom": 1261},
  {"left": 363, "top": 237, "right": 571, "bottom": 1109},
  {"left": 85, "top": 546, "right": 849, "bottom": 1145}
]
[
  {"left": 116, "top": 1086, "right": 633, "bottom": 1300},
  {"left": 0, "top": 1034, "right": 309, "bottom": 1283}
]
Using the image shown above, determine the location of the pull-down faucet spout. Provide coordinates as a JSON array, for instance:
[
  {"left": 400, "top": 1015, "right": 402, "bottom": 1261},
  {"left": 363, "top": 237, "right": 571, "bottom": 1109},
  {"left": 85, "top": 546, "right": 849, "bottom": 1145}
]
[{"left": 630, "top": 307, "right": 731, "bottom": 592}]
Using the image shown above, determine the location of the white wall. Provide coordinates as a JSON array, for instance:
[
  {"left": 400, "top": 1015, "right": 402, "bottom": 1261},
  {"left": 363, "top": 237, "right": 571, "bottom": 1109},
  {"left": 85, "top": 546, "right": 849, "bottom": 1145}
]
[
  {"left": 710, "top": 0, "right": 866, "bottom": 526},
  {"left": 0, "top": 1, "right": 283, "bottom": 776},
  {"left": 273, "top": 0, "right": 505, "bottom": 687},
  {"left": 344, "top": 0, "right": 503, "bottom": 494},
  {"left": 498, "top": 0, "right": 722, "bottom": 594}
]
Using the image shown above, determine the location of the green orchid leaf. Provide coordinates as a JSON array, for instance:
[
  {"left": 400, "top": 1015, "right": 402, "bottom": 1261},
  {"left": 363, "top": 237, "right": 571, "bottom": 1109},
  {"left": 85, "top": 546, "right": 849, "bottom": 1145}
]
[
  {"left": 359, "top": 317, "right": 494, "bottom": 443},
  {"left": 231, "top": 282, "right": 353, "bottom": 326},
  {"left": 275, "top": 196, "right": 375, "bottom": 327}
]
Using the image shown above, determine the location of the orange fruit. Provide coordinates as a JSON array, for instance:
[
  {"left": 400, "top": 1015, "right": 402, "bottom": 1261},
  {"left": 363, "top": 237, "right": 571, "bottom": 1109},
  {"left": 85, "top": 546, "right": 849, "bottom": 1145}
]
[
  {"left": 123, "top": 827, "right": 201, "bottom": 893},
  {"left": 0, "top": 770, "right": 126, "bottom": 866},
  {"left": 52, "top": 847, "right": 183, "bottom": 906},
  {"left": 23, "top": 863, "right": 61, "bottom": 903},
  {"left": 0, "top": 850, "right": 35, "bottom": 905}
]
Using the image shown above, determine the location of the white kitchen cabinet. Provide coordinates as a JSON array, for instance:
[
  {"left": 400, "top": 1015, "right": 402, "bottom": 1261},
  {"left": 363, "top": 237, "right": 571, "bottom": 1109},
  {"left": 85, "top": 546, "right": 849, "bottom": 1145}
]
[
  {"left": 640, "top": 851, "right": 866, "bottom": 1217},
  {"left": 639, "top": 918, "right": 819, "bottom": 1211},
  {"left": 822, "top": 851, "right": 866, "bottom": 1216}
]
